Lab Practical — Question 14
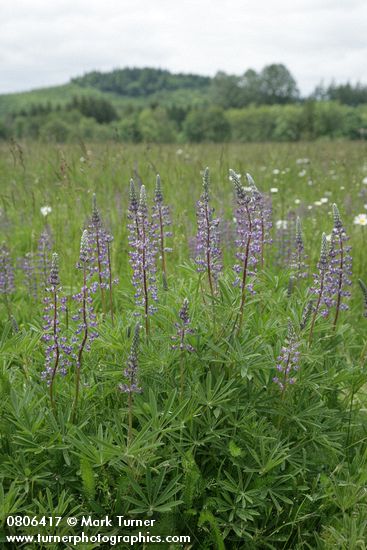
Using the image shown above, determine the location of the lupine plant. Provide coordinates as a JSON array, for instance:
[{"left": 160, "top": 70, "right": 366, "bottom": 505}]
[
  {"left": 42, "top": 253, "right": 70, "bottom": 408},
  {"left": 129, "top": 185, "right": 158, "bottom": 335},
  {"left": 291, "top": 216, "right": 308, "bottom": 280},
  {"left": 0, "top": 242, "right": 15, "bottom": 322},
  {"left": 246, "top": 172, "right": 272, "bottom": 267},
  {"left": 195, "top": 167, "right": 222, "bottom": 299},
  {"left": 327, "top": 204, "right": 352, "bottom": 328},
  {"left": 152, "top": 174, "right": 172, "bottom": 290},
  {"left": 88, "top": 194, "right": 117, "bottom": 323},
  {"left": 171, "top": 298, "right": 194, "bottom": 397},
  {"left": 309, "top": 232, "right": 329, "bottom": 342},
  {"left": 230, "top": 169, "right": 261, "bottom": 330},
  {"left": 37, "top": 228, "right": 52, "bottom": 289},
  {"left": 273, "top": 319, "right": 300, "bottom": 391},
  {"left": 118, "top": 323, "right": 141, "bottom": 443},
  {"left": 71, "top": 230, "right": 99, "bottom": 421}
]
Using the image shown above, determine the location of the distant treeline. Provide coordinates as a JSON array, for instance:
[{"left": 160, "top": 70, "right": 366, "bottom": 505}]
[{"left": 0, "top": 65, "right": 366, "bottom": 142}]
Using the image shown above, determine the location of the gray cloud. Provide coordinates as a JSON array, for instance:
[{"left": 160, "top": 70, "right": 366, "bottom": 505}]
[{"left": 0, "top": 0, "right": 366, "bottom": 94}]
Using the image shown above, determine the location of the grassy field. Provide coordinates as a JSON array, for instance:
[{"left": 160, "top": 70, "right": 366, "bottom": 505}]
[{"left": 1, "top": 140, "right": 367, "bottom": 549}]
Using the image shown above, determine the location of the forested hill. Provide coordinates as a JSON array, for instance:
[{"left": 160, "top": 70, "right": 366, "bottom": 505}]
[
  {"left": 0, "top": 65, "right": 366, "bottom": 143},
  {"left": 71, "top": 67, "right": 211, "bottom": 97}
]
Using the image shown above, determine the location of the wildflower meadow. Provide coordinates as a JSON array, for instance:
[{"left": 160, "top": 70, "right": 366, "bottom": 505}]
[{"left": 1, "top": 140, "right": 367, "bottom": 549}]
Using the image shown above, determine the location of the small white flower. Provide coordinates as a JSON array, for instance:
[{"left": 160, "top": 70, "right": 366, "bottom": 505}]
[
  {"left": 364, "top": 204, "right": 367, "bottom": 210},
  {"left": 314, "top": 201, "right": 322, "bottom": 206},
  {"left": 354, "top": 214, "right": 367, "bottom": 226},
  {"left": 176, "top": 148, "right": 183, "bottom": 155},
  {"left": 308, "top": 205, "right": 313, "bottom": 210},
  {"left": 40, "top": 206, "right": 52, "bottom": 217},
  {"left": 270, "top": 187, "right": 278, "bottom": 193},
  {"left": 233, "top": 217, "right": 237, "bottom": 223},
  {"left": 296, "top": 158, "right": 309, "bottom": 165},
  {"left": 276, "top": 220, "right": 288, "bottom": 230},
  {"left": 308, "top": 179, "right": 313, "bottom": 186},
  {"left": 272, "top": 169, "right": 280, "bottom": 175},
  {"left": 320, "top": 198, "right": 328, "bottom": 204},
  {"left": 362, "top": 177, "right": 367, "bottom": 185},
  {"left": 294, "top": 199, "right": 301, "bottom": 204},
  {"left": 80, "top": 156, "right": 86, "bottom": 163},
  {"left": 340, "top": 186, "right": 345, "bottom": 190},
  {"left": 298, "top": 170, "right": 307, "bottom": 177}
]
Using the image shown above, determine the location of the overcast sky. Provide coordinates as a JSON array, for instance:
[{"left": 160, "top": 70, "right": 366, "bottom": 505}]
[{"left": 1, "top": 0, "right": 366, "bottom": 95}]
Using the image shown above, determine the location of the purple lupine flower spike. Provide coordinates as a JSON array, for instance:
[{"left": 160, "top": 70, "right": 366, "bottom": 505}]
[
  {"left": 291, "top": 217, "right": 308, "bottom": 280},
  {"left": 195, "top": 167, "right": 222, "bottom": 297},
  {"left": 0, "top": 242, "right": 15, "bottom": 323},
  {"left": 21, "top": 252, "right": 38, "bottom": 299},
  {"left": 326, "top": 204, "right": 352, "bottom": 328},
  {"left": 309, "top": 233, "right": 329, "bottom": 342},
  {"left": 128, "top": 179, "right": 140, "bottom": 242},
  {"left": 171, "top": 298, "right": 195, "bottom": 353},
  {"left": 128, "top": 185, "right": 158, "bottom": 335},
  {"left": 37, "top": 228, "right": 52, "bottom": 289},
  {"left": 246, "top": 172, "right": 272, "bottom": 268},
  {"left": 42, "top": 253, "right": 70, "bottom": 407},
  {"left": 152, "top": 174, "right": 172, "bottom": 290},
  {"left": 230, "top": 169, "right": 261, "bottom": 330},
  {"left": 88, "top": 193, "right": 118, "bottom": 323},
  {"left": 358, "top": 279, "right": 367, "bottom": 318},
  {"left": 119, "top": 323, "right": 142, "bottom": 394},
  {"left": 71, "top": 230, "right": 99, "bottom": 421},
  {"left": 273, "top": 320, "right": 300, "bottom": 391}
]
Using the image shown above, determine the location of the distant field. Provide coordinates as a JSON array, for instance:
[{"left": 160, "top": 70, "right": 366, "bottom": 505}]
[{"left": 1, "top": 141, "right": 367, "bottom": 548}]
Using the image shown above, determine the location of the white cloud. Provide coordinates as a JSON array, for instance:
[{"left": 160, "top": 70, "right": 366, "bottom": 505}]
[{"left": 0, "top": 0, "right": 366, "bottom": 94}]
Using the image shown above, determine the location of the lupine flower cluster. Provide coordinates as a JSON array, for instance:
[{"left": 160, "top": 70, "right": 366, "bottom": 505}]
[
  {"left": 71, "top": 230, "right": 99, "bottom": 354},
  {"left": 41, "top": 253, "right": 71, "bottom": 391},
  {"left": 195, "top": 167, "right": 222, "bottom": 295},
  {"left": 87, "top": 194, "right": 118, "bottom": 319},
  {"left": 309, "top": 233, "right": 330, "bottom": 318},
  {"left": 0, "top": 243, "right": 15, "bottom": 297},
  {"left": 325, "top": 204, "right": 352, "bottom": 326},
  {"left": 119, "top": 323, "right": 141, "bottom": 394},
  {"left": 358, "top": 279, "right": 367, "bottom": 318},
  {"left": 152, "top": 175, "right": 172, "bottom": 289},
  {"left": 291, "top": 217, "right": 308, "bottom": 279},
  {"left": 128, "top": 185, "right": 158, "bottom": 333},
  {"left": 20, "top": 252, "right": 38, "bottom": 300},
  {"left": 273, "top": 320, "right": 300, "bottom": 390},
  {"left": 246, "top": 172, "right": 272, "bottom": 267},
  {"left": 37, "top": 227, "right": 52, "bottom": 288},
  {"left": 230, "top": 170, "right": 262, "bottom": 296},
  {"left": 171, "top": 298, "right": 194, "bottom": 353}
]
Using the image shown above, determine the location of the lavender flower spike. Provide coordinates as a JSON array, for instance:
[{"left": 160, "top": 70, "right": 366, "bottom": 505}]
[
  {"left": 0, "top": 242, "right": 15, "bottom": 322},
  {"left": 246, "top": 172, "right": 272, "bottom": 268},
  {"left": 42, "top": 252, "right": 69, "bottom": 408},
  {"left": 327, "top": 204, "right": 352, "bottom": 329},
  {"left": 358, "top": 279, "right": 367, "bottom": 318},
  {"left": 152, "top": 174, "right": 172, "bottom": 290},
  {"left": 273, "top": 320, "right": 300, "bottom": 391},
  {"left": 119, "top": 323, "right": 142, "bottom": 394},
  {"left": 172, "top": 298, "right": 195, "bottom": 398},
  {"left": 128, "top": 185, "right": 158, "bottom": 335},
  {"left": 195, "top": 167, "right": 222, "bottom": 297},
  {"left": 308, "top": 233, "right": 329, "bottom": 342},
  {"left": 119, "top": 322, "right": 141, "bottom": 443},
  {"left": 291, "top": 217, "right": 308, "bottom": 280},
  {"left": 230, "top": 169, "right": 261, "bottom": 330},
  {"left": 71, "top": 230, "right": 99, "bottom": 421}
]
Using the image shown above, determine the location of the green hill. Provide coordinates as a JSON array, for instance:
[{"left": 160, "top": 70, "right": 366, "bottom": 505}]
[{"left": 0, "top": 68, "right": 211, "bottom": 118}]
